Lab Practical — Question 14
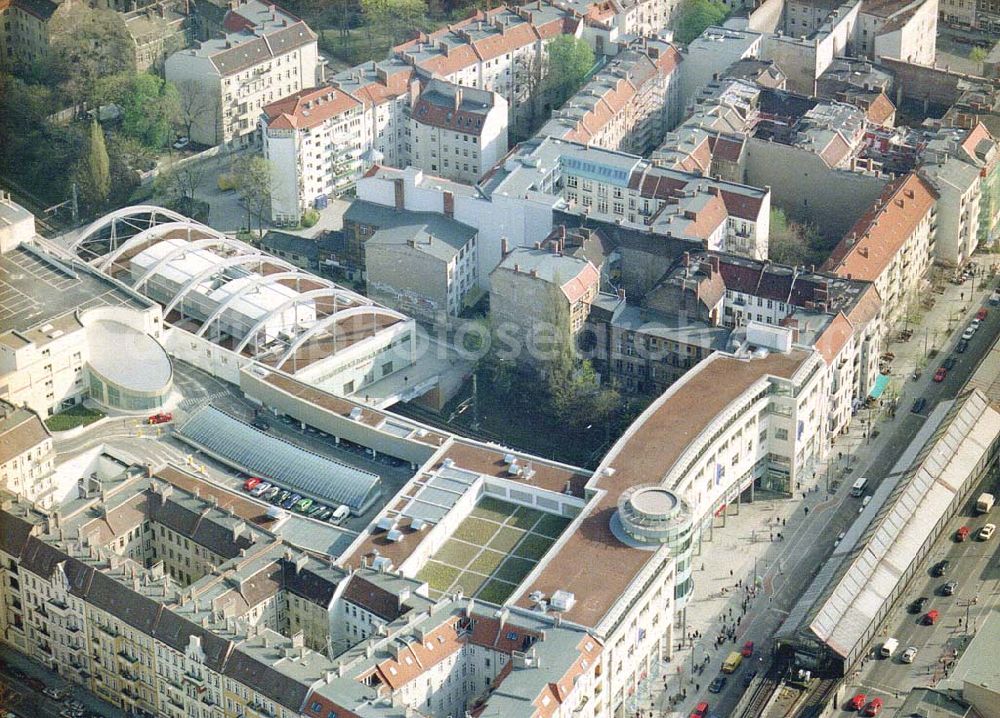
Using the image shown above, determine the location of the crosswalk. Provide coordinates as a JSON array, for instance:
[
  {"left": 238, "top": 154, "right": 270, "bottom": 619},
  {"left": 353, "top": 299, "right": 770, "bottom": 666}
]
[{"left": 177, "top": 391, "right": 232, "bottom": 411}]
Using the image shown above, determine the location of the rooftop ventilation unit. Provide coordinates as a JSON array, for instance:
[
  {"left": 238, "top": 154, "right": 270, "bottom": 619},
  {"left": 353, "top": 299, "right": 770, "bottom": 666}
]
[
  {"left": 410, "top": 518, "right": 428, "bottom": 531},
  {"left": 371, "top": 556, "right": 393, "bottom": 572},
  {"left": 550, "top": 590, "right": 576, "bottom": 612},
  {"left": 349, "top": 407, "right": 363, "bottom": 421},
  {"left": 442, "top": 458, "right": 456, "bottom": 468},
  {"left": 376, "top": 516, "right": 396, "bottom": 531},
  {"left": 386, "top": 529, "right": 403, "bottom": 543},
  {"left": 503, "top": 453, "right": 516, "bottom": 465}
]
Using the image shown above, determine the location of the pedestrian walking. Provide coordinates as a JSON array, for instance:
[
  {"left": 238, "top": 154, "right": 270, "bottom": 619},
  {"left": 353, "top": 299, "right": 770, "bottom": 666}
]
[{"left": 730, "top": 569, "right": 733, "bottom": 577}]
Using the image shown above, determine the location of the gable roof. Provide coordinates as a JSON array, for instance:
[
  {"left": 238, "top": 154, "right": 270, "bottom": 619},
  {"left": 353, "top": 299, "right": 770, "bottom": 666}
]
[
  {"left": 822, "top": 173, "right": 937, "bottom": 282},
  {"left": 263, "top": 87, "right": 362, "bottom": 131}
]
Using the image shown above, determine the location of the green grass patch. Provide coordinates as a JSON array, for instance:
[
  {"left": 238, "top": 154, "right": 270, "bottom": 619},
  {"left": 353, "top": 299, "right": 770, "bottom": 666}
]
[
  {"left": 470, "top": 496, "right": 518, "bottom": 524},
  {"left": 416, "top": 561, "right": 461, "bottom": 593},
  {"left": 475, "top": 578, "right": 519, "bottom": 604},
  {"left": 44, "top": 404, "right": 105, "bottom": 432},
  {"left": 534, "top": 513, "right": 572, "bottom": 539},
  {"left": 432, "top": 540, "right": 479, "bottom": 568},
  {"left": 453, "top": 517, "right": 501, "bottom": 545},
  {"left": 487, "top": 526, "right": 525, "bottom": 553},
  {"left": 453, "top": 571, "right": 489, "bottom": 596},
  {"left": 494, "top": 556, "right": 537, "bottom": 584},
  {"left": 508, "top": 506, "right": 545, "bottom": 530},
  {"left": 512, "top": 533, "right": 554, "bottom": 561},
  {"left": 467, "top": 549, "right": 506, "bottom": 575}
]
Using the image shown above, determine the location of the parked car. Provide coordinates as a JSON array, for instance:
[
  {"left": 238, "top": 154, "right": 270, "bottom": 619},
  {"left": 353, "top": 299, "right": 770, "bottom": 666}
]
[
  {"left": 901, "top": 646, "right": 918, "bottom": 664},
  {"left": 962, "top": 326, "right": 977, "bottom": 341},
  {"left": 330, "top": 505, "right": 351, "bottom": 524},
  {"left": 294, "top": 498, "right": 313, "bottom": 513},
  {"left": 942, "top": 580, "right": 958, "bottom": 596},
  {"left": 743, "top": 669, "right": 757, "bottom": 685},
  {"left": 911, "top": 397, "right": 927, "bottom": 414},
  {"left": 979, "top": 523, "right": 996, "bottom": 540},
  {"left": 243, "top": 477, "right": 262, "bottom": 492},
  {"left": 262, "top": 486, "right": 280, "bottom": 501},
  {"left": 281, "top": 493, "right": 302, "bottom": 510},
  {"left": 741, "top": 641, "right": 754, "bottom": 658},
  {"left": 932, "top": 559, "right": 950, "bottom": 577},
  {"left": 990, "top": 291, "right": 1000, "bottom": 305},
  {"left": 923, "top": 609, "right": 940, "bottom": 625},
  {"left": 863, "top": 698, "right": 884, "bottom": 716},
  {"left": 934, "top": 367, "right": 948, "bottom": 382},
  {"left": 909, "top": 596, "right": 929, "bottom": 614},
  {"left": 147, "top": 412, "right": 173, "bottom": 425},
  {"left": 25, "top": 677, "right": 45, "bottom": 691},
  {"left": 307, "top": 504, "right": 327, "bottom": 517},
  {"left": 708, "top": 675, "right": 727, "bottom": 693},
  {"left": 943, "top": 356, "right": 957, "bottom": 370},
  {"left": 956, "top": 526, "right": 970, "bottom": 541},
  {"left": 172, "top": 136, "right": 190, "bottom": 150},
  {"left": 250, "top": 481, "right": 272, "bottom": 497},
  {"left": 849, "top": 693, "right": 867, "bottom": 710},
  {"left": 315, "top": 507, "right": 333, "bottom": 521},
  {"left": 957, "top": 339, "right": 970, "bottom": 353},
  {"left": 272, "top": 490, "right": 291, "bottom": 505},
  {"left": 42, "top": 688, "right": 64, "bottom": 700},
  {"left": 689, "top": 702, "right": 709, "bottom": 718},
  {"left": 976, "top": 307, "right": 988, "bottom": 321}
]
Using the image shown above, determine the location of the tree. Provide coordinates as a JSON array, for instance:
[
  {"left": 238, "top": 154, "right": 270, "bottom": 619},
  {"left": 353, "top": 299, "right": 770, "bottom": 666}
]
[
  {"left": 47, "top": 4, "right": 134, "bottom": 102},
  {"left": 674, "top": 0, "right": 728, "bottom": 44},
  {"left": 75, "top": 120, "right": 111, "bottom": 212},
  {"left": 768, "top": 207, "right": 826, "bottom": 266},
  {"left": 231, "top": 155, "right": 274, "bottom": 237},
  {"left": 970, "top": 46, "right": 988, "bottom": 65},
  {"left": 174, "top": 79, "right": 213, "bottom": 142},
  {"left": 155, "top": 159, "right": 208, "bottom": 206},
  {"left": 543, "top": 35, "right": 595, "bottom": 112},
  {"left": 360, "top": 0, "right": 426, "bottom": 49},
  {"left": 100, "top": 73, "right": 180, "bottom": 149}
]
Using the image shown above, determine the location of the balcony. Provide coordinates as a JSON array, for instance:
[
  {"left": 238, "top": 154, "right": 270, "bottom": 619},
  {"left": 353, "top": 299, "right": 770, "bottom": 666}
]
[
  {"left": 183, "top": 670, "right": 205, "bottom": 686},
  {"left": 117, "top": 650, "right": 140, "bottom": 665},
  {"left": 97, "top": 623, "right": 119, "bottom": 638},
  {"left": 47, "top": 598, "right": 70, "bottom": 615}
]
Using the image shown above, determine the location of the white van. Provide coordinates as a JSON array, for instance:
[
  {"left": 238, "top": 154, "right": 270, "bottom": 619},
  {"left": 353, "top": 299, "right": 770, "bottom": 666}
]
[
  {"left": 330, "top": 505, "right": 351, "bottom": 524},
  {"left": 880, "top": 638, "right": 899, "bottom": 657},
  {"left": 851, "top": 477, "right": 869, "bottom": 497}
]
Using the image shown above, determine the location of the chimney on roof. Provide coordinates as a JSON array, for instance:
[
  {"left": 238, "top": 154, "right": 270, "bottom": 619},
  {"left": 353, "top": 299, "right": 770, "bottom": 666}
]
[
  {"left": 454, "top": 87, "right": 463, "bottom": 112},
  {"left": 530, "top": 268, "right": 538, "bottom": 277},
  {"left": 710, "top": 255, "right": 720, "bottom": 274}
]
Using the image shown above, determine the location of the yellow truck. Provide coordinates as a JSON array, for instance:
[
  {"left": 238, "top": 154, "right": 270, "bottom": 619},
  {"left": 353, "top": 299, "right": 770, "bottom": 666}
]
[{"left": 722, "top": 651, "right": 743, "bottom": 674}]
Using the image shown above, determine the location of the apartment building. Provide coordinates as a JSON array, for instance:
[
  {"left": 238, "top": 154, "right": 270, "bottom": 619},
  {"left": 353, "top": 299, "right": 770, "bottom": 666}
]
[
  {"left": 409, "top": 80, "right": 509, "bottom": 185},
  {"left": 822, "top": 173, "right": 937, "bottom": 328},
  {"left": 262, "top": 86, "right": 365, "bottom": 224},
  {"left": 0, "top": 459, "right": 610, "bottom": 718},
  {"left": 165, "top": 0, "right": 319, "bottom": 147},
  {"left": 537, "top": 37, "right": 682, "bottom": 156},
  {"left": 920, "top": 123, "right": 999, "bottom": 263},
  {"left": 362, "top": 207, "right": 480, "bottom": 321},
  {"left": 490, "top": 241, "right": 600, "bottom": 359},
  {"left": 123, "top": 0, "right": 191, "bottom": 72},
  {"left": 0, "top": 401, "right": 55, "bottom": 508},
  {"left": 549, "top": 0, "right": 678, "bottom": 44},
  {"left": 679, "top": 26, "right": 763, "bottom": 106},
  {"left": 0, "top": 0, "right": 53, "bottom": 71},
  {"left": 856, "top": 0, "right": 938, "bottom": 64}
]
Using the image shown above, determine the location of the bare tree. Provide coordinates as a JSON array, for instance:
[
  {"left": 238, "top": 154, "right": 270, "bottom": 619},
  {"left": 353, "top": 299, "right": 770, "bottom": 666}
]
[
  {"left": 174, "top": 79, "right": 213, "bottom": 142},
  {"left": 231, "top": 155, "right": 274, "bottom": 238}
]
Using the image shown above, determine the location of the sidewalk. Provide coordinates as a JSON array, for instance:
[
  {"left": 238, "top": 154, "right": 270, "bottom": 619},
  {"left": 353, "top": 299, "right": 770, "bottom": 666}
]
[{"left": 637, "top": 258, "right": 997, "bottom": 717}]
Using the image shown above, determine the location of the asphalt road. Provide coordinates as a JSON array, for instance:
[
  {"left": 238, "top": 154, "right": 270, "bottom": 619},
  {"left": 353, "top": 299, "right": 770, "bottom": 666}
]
[{"left": 0, "top": 644, "right": 124, "bottom": 718}]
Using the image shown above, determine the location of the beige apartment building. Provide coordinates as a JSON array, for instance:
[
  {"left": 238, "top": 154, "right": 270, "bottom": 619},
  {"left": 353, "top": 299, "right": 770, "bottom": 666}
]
[
  {"left": 0, "top": 402, "right": 55, "bottom": 508},
  {"left": 166, "top": 0, "right": 319, "bottom": 147},
  {"left": 409, "top": 80, "right": 509, "bottom": 185},
  {"left": 822, "top": 172, "right": 937, "bottom": 328}
]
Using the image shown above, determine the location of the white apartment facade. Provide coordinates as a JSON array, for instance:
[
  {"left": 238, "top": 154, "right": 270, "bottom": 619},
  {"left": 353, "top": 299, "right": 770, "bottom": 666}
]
[
  {"left": 261, "top": 87, "right": 365, "bottom": 224},
  {"left": 409, "top": 80, "right": 509, "bottom": 185},
  {"left": 0, "top": 404, "right": 55, "bottom": 508},
  {"left": 165, "top": 0, "right": 319, "bottom": 147}
]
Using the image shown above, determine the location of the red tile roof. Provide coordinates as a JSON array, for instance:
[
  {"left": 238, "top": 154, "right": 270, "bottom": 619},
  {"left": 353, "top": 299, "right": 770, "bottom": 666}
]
[
  {"left": 263, "top": 87, "right": 362, "bottom": 131},
  {"left": 865, "top": 93, "right": 896, "bottom": 126},
  {"left": 821, "top": 173, "right": 937, "bottom": 283}
]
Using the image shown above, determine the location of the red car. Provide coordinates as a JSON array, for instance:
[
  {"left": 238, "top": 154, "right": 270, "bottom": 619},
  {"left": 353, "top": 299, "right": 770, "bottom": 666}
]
[
  {"left": 924, "top": 609, "right": 940, "bottom": 625},
  {"left": 956, "top": 526, "right": 970, "bottom": 542},
  {"left": 741, "top": 640, "right": 754, "bottom": 657},
  {"left": 863, "top": 697, "right": 883, "bottom": 716},
  {"left": 934, "top": 367, "right": 947, "bottom": 382},
  {"left": 243, "top": 477, "right": 262, "bottom": 492},
  {"left": 977, "top": 308, "right": 988, "bottom": 321},
  {"left": 849, "top": 693, "right": 867, "bottom": 711},
  {"left": 148, "top": 412, "right": 173, "bottom": 424},
  {"left": 689, "top": 701, "right": 709, "bottom": 718}
]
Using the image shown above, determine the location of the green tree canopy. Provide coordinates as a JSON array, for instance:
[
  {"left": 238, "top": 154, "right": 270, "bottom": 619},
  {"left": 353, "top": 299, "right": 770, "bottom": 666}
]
[
  {"left": 75, "top": 120, "right": 111, "bottom": 212},
  {"left": 674, "top": 0, "right": 729, "bottom": 44},
  {"left": 47, "top": 4, "right": 134, "bottom": 102},
  {"left": 231, "top": 155, "right": 274, "bottom": 237},
  {"left": 544, "top": 35, "right": 595, "bottom": 110},
  {"left": 99, "top": 73, "right": 180, "bottom": 149}
]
